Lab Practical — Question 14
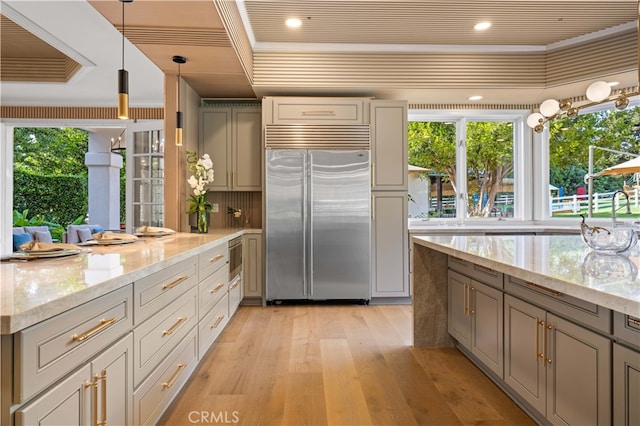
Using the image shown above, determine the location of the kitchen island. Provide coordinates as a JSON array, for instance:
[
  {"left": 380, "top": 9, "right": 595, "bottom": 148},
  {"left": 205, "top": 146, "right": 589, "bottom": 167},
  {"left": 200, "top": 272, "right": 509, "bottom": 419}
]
[
  {"left": 0, "top": 230, "right": 259, "bottom": 425},
  {"left": 412, "top": 234, "right": 640, "bottom": 425}
]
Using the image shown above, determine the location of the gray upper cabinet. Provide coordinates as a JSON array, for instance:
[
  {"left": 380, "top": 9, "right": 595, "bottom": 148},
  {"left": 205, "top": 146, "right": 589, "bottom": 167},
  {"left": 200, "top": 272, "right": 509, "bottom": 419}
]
[
  {"left": 370, "top": 100, "right": 408, "bottom": 191},
  {"left": 201, "top": 107, "right": 262, "bottom": 191}
]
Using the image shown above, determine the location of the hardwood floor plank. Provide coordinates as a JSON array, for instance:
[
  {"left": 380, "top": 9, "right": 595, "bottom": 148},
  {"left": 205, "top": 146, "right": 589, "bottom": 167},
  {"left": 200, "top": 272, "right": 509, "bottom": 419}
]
[
  {"left": 159, "top": 304, "right": 534, "bottom": 426},
  {"left": 320, "top": 338, "right": 373, "bottom": 426}
]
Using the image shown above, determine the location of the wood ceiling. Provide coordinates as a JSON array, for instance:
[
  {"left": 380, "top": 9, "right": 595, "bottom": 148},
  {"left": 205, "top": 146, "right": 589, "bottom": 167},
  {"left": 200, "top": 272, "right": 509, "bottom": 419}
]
[{"left": 2, "top": 0, "right": 638, "bottom": 105}]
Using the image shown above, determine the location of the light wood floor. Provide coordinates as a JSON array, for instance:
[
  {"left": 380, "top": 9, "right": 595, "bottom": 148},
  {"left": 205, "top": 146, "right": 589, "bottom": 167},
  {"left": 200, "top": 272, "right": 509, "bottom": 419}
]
[{"left": 159, "top": 305, "right": 535, "bottom": 426}]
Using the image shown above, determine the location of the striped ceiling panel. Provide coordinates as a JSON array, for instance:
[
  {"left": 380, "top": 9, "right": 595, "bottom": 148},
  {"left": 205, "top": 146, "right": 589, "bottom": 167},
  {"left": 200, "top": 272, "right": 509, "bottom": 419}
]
[
  {"left": 245, "top": 1, "right": 636, "bottom": 46},
  {"left": 117, "top": 25, "right": 231, "bottom": 47}
]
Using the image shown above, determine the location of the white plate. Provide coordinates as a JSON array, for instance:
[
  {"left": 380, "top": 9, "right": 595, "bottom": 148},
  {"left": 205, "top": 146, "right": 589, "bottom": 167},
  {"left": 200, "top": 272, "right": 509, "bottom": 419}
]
[{"left": 11, "top": 249, "right": 81, "bottom": 260}]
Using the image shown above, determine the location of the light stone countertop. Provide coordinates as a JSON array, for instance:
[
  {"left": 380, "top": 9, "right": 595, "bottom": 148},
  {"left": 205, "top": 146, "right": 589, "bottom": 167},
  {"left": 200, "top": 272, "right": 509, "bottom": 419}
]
[
  {"left": 412, "top": 234, "right": 640, "bottom": 317},
  {"left": 0, "top": 229, "right": 261, "bottom": 334}
]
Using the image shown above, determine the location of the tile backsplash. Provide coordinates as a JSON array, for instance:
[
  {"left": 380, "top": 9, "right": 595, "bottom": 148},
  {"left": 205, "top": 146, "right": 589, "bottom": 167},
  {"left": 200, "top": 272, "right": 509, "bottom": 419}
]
[{"left": 207, "top": 191, "right": 262, "bottom": 229}]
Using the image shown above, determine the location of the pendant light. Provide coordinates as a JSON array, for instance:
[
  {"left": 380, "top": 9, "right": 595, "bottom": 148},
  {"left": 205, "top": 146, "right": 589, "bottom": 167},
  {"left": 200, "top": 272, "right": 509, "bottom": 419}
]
[
  {"left": 117, "top": 0, "right": 133, "bottom": 120},
  {"left": 173, "top": 55, "right": 187, "bottom": 146}
]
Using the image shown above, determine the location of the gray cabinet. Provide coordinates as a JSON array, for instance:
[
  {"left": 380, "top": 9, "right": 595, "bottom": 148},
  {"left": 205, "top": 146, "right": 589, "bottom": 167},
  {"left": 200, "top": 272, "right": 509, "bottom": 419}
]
[
  {"left": 371, "top": 192, "right": 409, "bottom": 298},
  {"left": 200, "top": 107, "right": 262, "bottom": 191},
  {"left": 614, "top": 342, "right": 640, "bottom": 426},
  {"left": 370, "top": 100, "right": 408, "bottom": 191},
  {"left": 15, "top": 333, "right": 133, "bottom": 426},
  {"left": 504, "top": 294, "right": 611, "bottom": 425},
  {"left": 448, "top": 270, "right": 503, "bottom": 377},
  {"left": 242, "top": 233, "right": 263, "bottom": 302}
]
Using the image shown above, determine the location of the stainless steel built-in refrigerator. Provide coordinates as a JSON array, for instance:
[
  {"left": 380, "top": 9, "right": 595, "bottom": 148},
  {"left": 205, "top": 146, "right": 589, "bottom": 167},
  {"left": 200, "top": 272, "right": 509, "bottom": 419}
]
[{"left": 265, "top": 149, "right": 371, "bottom": 302}]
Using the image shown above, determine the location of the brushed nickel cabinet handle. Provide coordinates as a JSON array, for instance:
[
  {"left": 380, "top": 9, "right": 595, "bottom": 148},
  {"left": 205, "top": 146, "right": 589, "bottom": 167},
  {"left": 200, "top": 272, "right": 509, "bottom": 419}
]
[
  {"left": 539, "top": 320, "right": 546, "bottom": 363},
  {"left": 162, "top": 317, "right": 186, "bottom": 336},
  {"left": 546, "top": 324, "right": 553, "bottom": 364},
  {"left": 469, "top": 287, "right": 475, "bottom": 315},
  {"left": 162, "top": 275, "right": 188, "bottom": 290},
  {"left": 162, "top": 363, "right": 186, "bottom": 389},
  {"left": 72, "top": 318, "right": 117, "bottom": 342},
  {"left": 210, "top": 283, "right": 225, "bottom": 293}
]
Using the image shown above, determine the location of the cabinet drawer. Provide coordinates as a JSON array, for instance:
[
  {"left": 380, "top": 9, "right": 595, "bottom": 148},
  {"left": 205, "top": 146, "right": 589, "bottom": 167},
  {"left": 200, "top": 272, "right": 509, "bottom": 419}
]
[
  {"left": 133, "top": 328, "right": 198, "bottom": 426},
  {"left": 199, "top": 293, "right": 229, "bottom": 358},
  {"left": 228, "top": 275, "right": 242, "bottom": 317},
  {"left": 199, "top": 264, "right": 229, "bottom": 317},
  {"left": 134, "top": 257, "right": 197, "bottom": 325},
  {"left": 198, "top": 243, "right": 228, "bottom": 280},
  {"left": 271, "top": 98, "right": 365, "bottom": 124},
  {"left": 613, "top": 311, "right": 640, "bottom": 349},
  {"left": 14, "top": 285, "right": 133, "bottom": 403},
  {"left": 133, "top": 287, "right": 197, "bottom": 386},
  {"left": 505, "top": 275, "right": 611, "bottom": 333},
  {"left": 448, "top": 256, "right": 503, "bottom": 289}
]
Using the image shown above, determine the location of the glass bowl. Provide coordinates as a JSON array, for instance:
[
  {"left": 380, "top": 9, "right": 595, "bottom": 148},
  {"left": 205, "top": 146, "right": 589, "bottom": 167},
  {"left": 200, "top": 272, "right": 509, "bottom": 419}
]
[{"left": 580, "top": 220, "right": 638, "bottom": 254}]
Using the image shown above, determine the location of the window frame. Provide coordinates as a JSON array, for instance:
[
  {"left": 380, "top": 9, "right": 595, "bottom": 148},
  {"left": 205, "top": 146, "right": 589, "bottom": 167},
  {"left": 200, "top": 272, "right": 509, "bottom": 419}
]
[{"left": 408, "top": 109, "right": 532, "bottom": 224}]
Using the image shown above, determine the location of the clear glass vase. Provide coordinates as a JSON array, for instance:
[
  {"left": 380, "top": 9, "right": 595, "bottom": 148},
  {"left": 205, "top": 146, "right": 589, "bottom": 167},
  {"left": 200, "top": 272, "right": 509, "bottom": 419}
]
[{"left": 197, "top": 208, "right": 208, "bottom": 233}]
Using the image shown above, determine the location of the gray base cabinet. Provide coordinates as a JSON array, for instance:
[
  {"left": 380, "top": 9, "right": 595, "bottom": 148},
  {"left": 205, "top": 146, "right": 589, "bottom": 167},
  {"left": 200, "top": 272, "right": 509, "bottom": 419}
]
[
  {"left": 504, "top": 294, "right": 611, "bottom": 425},
  {"left": 15, "top": 333, "right": 133, "bottom": 426},
  {"left": 448, "top": 270, "right": 503, "bottom": 377},
  {"left": 242, "top": 233, "right": 263, "bottom": 301},
  {"left": 614, "top": 343, "right": 640, "bottom": 426}
]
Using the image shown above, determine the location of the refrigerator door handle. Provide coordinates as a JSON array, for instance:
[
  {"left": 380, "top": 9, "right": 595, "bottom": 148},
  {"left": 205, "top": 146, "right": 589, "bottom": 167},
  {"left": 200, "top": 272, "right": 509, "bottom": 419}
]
[
  {"left": 302, "top": 154, "right": 308, "bottom": 297},
  {"left": 308, "top": 154, "right": 314, "bottom": 297}
]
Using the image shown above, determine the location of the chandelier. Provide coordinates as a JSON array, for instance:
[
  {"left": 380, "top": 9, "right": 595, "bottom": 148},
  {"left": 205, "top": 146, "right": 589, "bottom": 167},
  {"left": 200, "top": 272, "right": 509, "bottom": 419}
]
[{"left": 526, "top": 81, "right": 640, "bottom": 133}]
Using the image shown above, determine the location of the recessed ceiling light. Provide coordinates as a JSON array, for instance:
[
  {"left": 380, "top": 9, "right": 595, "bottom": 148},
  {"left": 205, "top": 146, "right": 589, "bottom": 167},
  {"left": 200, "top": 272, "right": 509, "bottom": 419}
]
[
  {"left": 474, "top": 21, "right": 492, "bottom": 31},
  {"left": 286, "top": 18, "right": 302, "bottom": 28},
  {"left": 469, "top": 95, "right": 483, "bottom": 101}
]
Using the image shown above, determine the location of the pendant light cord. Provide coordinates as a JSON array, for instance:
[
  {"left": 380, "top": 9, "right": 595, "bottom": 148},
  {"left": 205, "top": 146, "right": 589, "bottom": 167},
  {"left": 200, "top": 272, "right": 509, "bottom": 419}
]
[{"left": 121, "top": 0, "right": 125, "bottom": 69}]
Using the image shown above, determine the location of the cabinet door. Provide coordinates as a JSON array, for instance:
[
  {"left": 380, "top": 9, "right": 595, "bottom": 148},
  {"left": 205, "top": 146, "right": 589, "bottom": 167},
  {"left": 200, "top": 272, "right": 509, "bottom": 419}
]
[
  {"left": 201, "top": 109, "right": 232, "bottom": 191},
  {"left": 504, "top": 295, "right": 546, "bottom": 415},
  {"left": 15, "top": 365, "right": 91, "bottom": 426},
  {"left": 546, "top": 313, "right": 611, "bottom": 426},
  {"left": 232, "top": 108, "right": 262, "bottom": 191},
  {"left": 614, "top": 342, "right": 640, "bottom": 426},
  {"left": 470, "top": 280, "right": 503, "bottom": 378},
  {"left": 371, "top": 192, "right": 409, "bottom": 297},
  {"left": 90, "top": 334, "right": 133, "bottom": 426},
  {"left": 370, "top": 100, "right": 407, "bottom": 191},
  {"left": 243, "top": 233, "right": 263, "bottom": 299},
  {"left": 447, "top": 270, "right": 472, "bottom": 348}
]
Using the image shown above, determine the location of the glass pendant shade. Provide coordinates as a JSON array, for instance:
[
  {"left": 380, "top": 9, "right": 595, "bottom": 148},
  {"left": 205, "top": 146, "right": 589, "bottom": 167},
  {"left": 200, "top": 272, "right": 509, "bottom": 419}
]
[
  {"left": 540, "top": 99, "right": 560, "bottom": 117},
  {"left": 586, "top": 81, "right": 611, "bottom": 102},
  {"left": 527, "top": 112, "right": 544, "bottom": 128}
]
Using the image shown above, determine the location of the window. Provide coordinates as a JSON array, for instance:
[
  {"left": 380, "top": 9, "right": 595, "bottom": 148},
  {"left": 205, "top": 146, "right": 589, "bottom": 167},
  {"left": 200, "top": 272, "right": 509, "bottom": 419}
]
[{"left": 408, "top": 110, "right": 529, "bottom": 222}]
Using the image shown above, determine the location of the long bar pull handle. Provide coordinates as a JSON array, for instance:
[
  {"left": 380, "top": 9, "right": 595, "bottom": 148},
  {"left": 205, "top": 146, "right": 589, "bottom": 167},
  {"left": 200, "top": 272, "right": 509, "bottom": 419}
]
[
  {"left": 301, "top": 110, "right": 336, "bottom": 116},
  {"left": 535, "top": 318, "right": 540, "bottom": 361},
  {"left": 210, "top": 315, "right": 225, "bottom": 329},
  {"left": 230, "top": 277, "right": 241, "bottom": 290},
  {"left": 546, "top": 324, "right": 553, "bottom": 364},
  {"left": 162, "top": 275, "right": 188, "bottom": 290},
  {"left": 308, "top": 153, "right": 314, "bottom": 297},
  {"left": 210, "top": 283, "right": 225, "bottom": 293},
  {"left": 538, "top": 320, "right": 546, "bottom": 362},
  {"left": 162, "top": 317, "right": 186, "bottom": 336},
  {"left": 463, "top": 284, "right": 468, "bottom": 315},
  {"left": 85, "top": 378, "right": 98, "bottom": 426},
  {"left": 371, "top": 195, "right": 376, "bottom": 221},
  {"left": 628, "top": 316, "right": 640, "bottom": 327},
  {"left": 302, "top": 153, "right": 308, "bottom": 297},
  {"left": 209, "top": 254, "right": 224, "bottom": 264},
  {"left": 162, "top": 363, "right": 186, "bottom": 389},
  {"left": 525, "top": 281, "right": 563, "bottom": 297},
  {"left": 371, "top": 162, "right": 376, "bottom": 187},
  {"left": 72, "top": 318, "right": 117, "bottom": 342},
  {"left": 469, "top": 287, "right": 475, "bottom": 315},
  {"left": 99, "top": 370, "right": 107, "bottom": 426}
]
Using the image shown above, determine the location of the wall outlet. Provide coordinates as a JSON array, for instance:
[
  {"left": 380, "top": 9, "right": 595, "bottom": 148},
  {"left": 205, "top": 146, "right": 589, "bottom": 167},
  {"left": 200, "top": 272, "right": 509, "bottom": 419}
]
[{"left": 212, "top": 203, "right": 219, "bottom": 213}]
